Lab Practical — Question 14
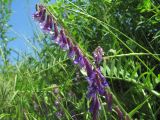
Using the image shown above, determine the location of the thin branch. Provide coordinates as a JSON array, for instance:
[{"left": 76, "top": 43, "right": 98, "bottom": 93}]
[{"left": 103, "top": 53, "right": 160, "bottom": 59}]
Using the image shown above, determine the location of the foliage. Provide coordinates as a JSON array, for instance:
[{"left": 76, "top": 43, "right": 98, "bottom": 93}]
[{"left": 0, "top": 0, "right": 160, "bottom": 120}]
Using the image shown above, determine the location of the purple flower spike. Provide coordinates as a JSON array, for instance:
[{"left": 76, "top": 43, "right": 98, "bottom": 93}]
[
  {"left": 90, "top": 96, "right": 100, "bottom": 120},
  {"left": 33, "top": 5, "right": 112, "bottom": 120},
  {"left": 41, "top": 15, "right": 53, "bottom": 33},
  {"left": 59, "top": 30, "right": 69, "bottom": 50},
  {"left": 93, "top": 46, "right": 104, "bottom": 66},
  {"left": 33, "top": 5, "right": 46, "bottom": 23}
]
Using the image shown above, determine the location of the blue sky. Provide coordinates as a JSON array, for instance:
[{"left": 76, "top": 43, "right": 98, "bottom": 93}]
[
  {"left": 8, "top": 0, "right": 39, "bottom": 61},
  {"left": 8, "top": 0, "right": 55, "bottom": 62}
]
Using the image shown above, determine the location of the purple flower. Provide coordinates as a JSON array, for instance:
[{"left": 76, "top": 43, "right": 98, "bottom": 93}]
[
  {"left": 93, "top": 46, "right": 104, "bottom": 66},
  {"left": 97, "top": 68, "right": 108, "bottom": 87},
  {"left": 33, "top": 5, "right": 46, "bottom": 23},
  {"left": 66, "top": 38, "right": 75, "bottom": 58},
  {"left": 73, "top": 46, "right": 85, "bottom": 68},
  {"left": 57, "top": 30, "right": 69, "bottom": 50},
  {"left": 68, "top": 48, "right": 75, "bottom": 58},
  {"left": 87, "top": 80, "right": 97, "bottom": 98},
  {"left": 87, "top": 69, "right": 105, "bottom": 96},
  {"left": 83, "top": 57, "right": 95, "bottom": 79},
  {"left": 52, "top": 22, "right": 60, "bottom": 43},
  {"left": 40, "top": 15, "right": 53, "bottom": 33},
  {"left": 91, "top": 69, "right": 107, "bottom": 96},
  {"left": 89, "top": 95, "right": 100, "bottom": 120}
]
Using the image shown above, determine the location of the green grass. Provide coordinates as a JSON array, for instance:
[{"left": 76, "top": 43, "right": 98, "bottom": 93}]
[{"left": 0, "top": 0, "right": 160, "bottom": 120}]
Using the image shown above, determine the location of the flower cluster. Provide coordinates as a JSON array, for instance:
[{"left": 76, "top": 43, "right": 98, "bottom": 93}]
[
  {"left": 93, "top": 46, "right": 104, "bottom": 67},
  {"left": 33, "top": 4, "right": 112, "bottom": 120}
]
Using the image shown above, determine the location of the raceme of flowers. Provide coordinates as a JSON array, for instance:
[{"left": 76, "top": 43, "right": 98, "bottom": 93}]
[{"left": 33, "top": 4, "right": 112, "bottom": 120}]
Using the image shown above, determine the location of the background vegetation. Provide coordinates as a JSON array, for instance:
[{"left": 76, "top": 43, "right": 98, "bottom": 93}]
[{"left": 0, "top": 0, "right": 160, "bottom": 119}]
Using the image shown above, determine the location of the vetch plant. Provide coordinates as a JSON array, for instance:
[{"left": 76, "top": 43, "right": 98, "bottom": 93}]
[
  {"left": 93, "top": 46, "right": 104, "bottom": 68},
  {"left": 33, "top": 4, "right": 130, "bottom": 120}
]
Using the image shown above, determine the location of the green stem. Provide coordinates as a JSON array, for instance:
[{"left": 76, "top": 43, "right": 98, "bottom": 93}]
[{"left": 103, "top": 53, "right": 160, "bottom": 59}]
